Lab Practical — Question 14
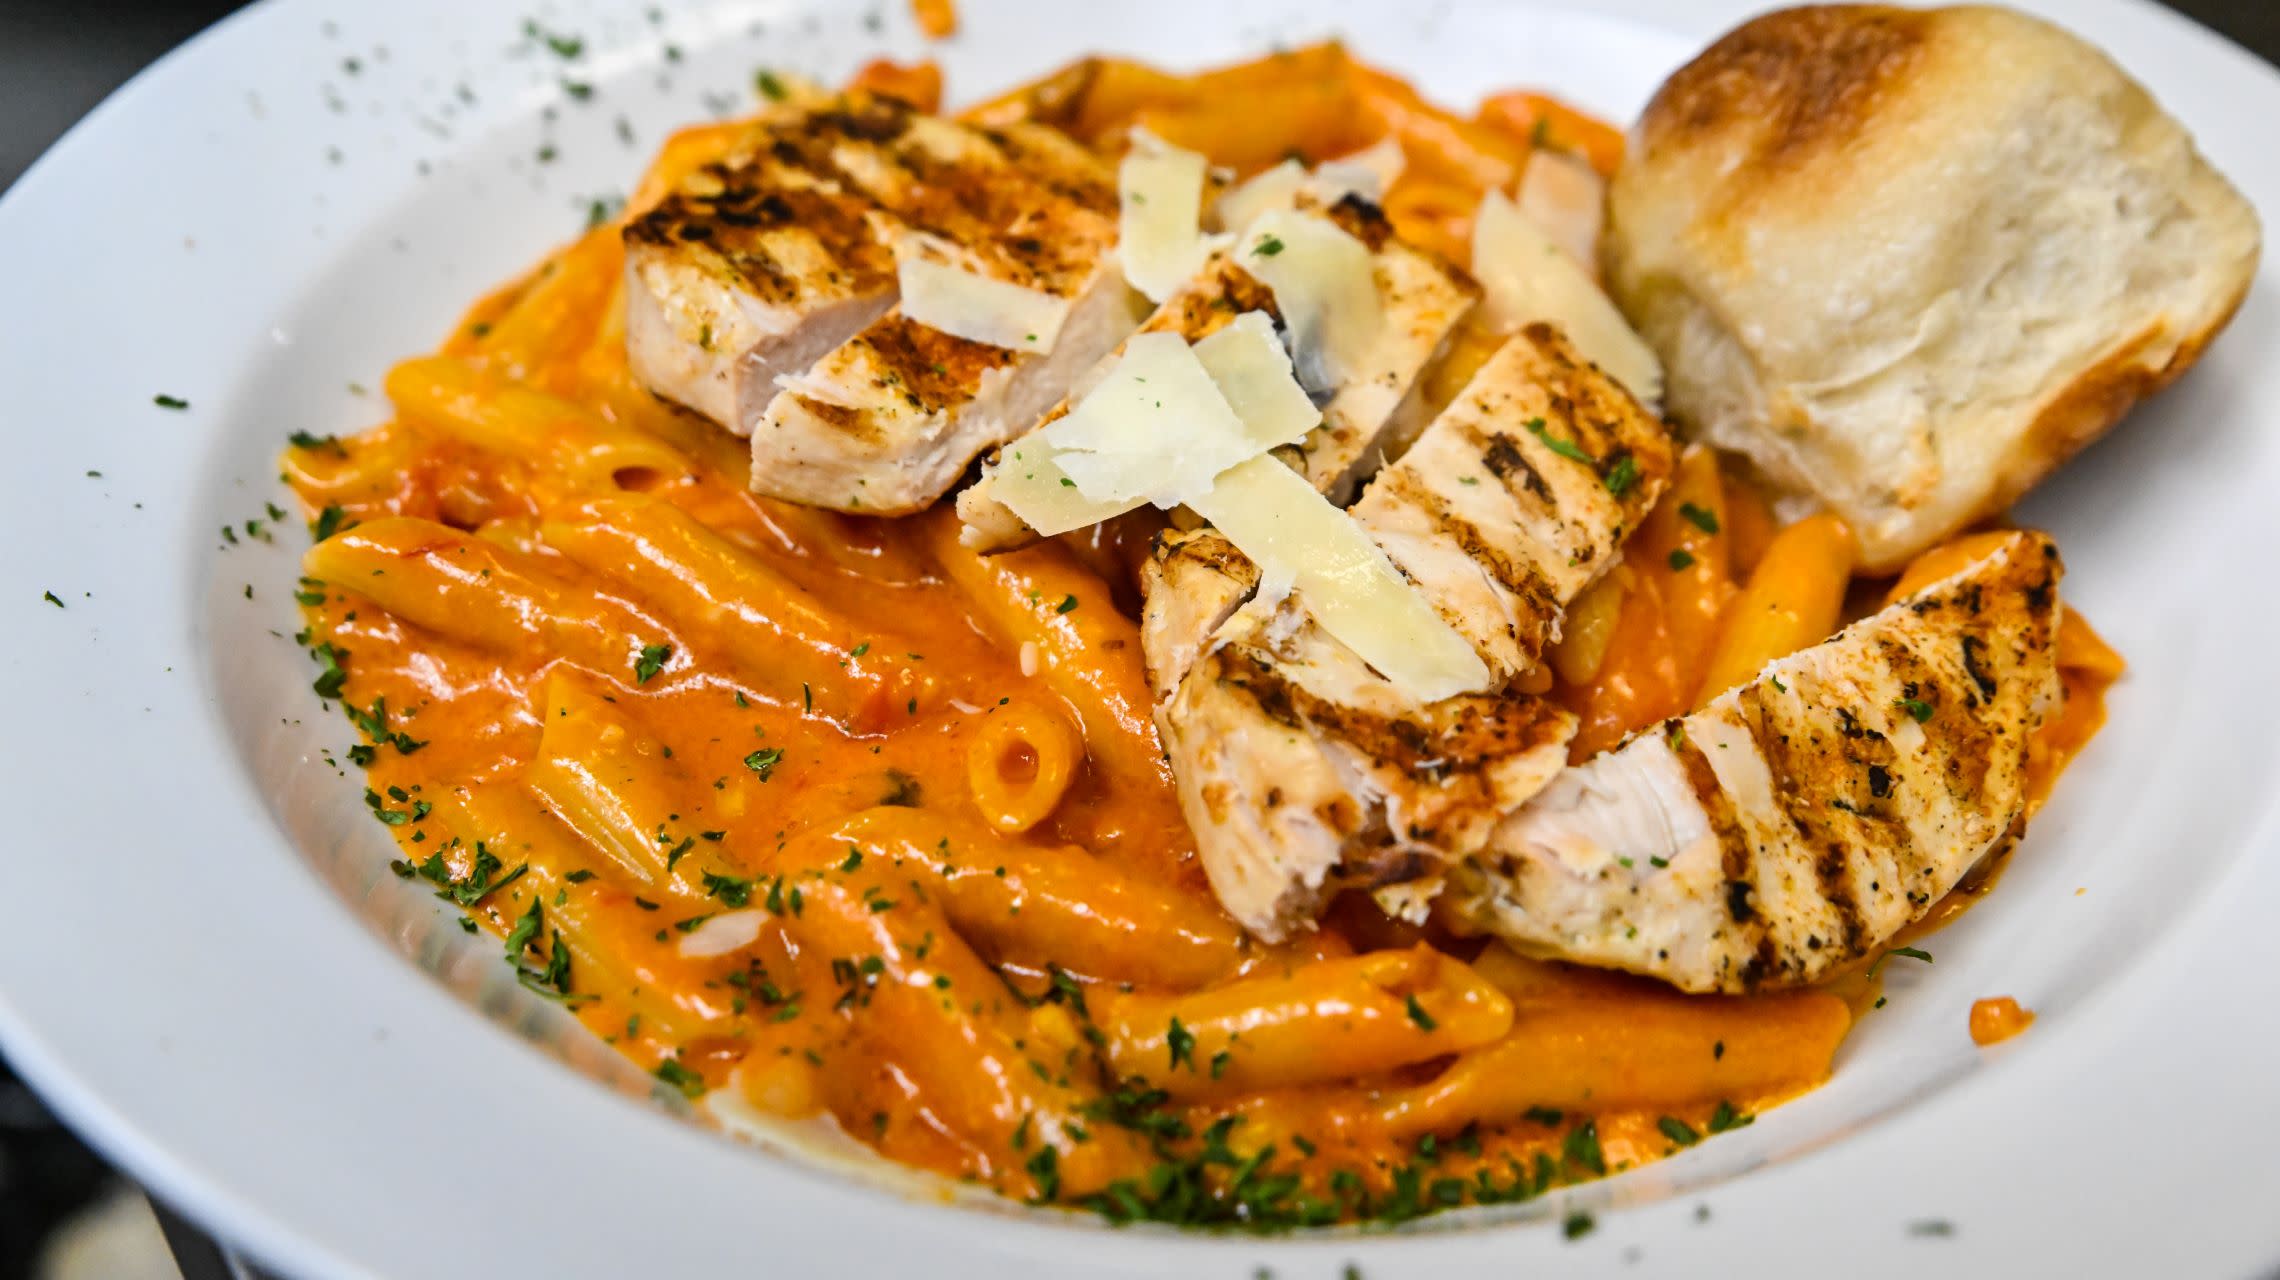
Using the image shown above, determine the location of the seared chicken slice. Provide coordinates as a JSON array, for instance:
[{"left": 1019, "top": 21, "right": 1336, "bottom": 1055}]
[
  {"left": 749, "top": 101, "right": 1135, "bottom": 513},
  {"left": 1446, "top": 530, "right": 2063, "bottom": 993},
  {"left": 1156, "top": 326, "right": 1676, "bottom": 938},
  {"left": 1349, "top": 324, "right": 1675, "bottom": 684},
  {"left": 956, "top": 197, "right": 1477, "bottom": 551},
  {"left": 625, "top": 95, "right": 1138, "bottom": 512},
  {"left": 1163, "top": 600, "right": 1578, "bottom": 936},
  {"left": 624, "top": 145, "right": 900, "bottom": 432},
  {"left": 1137, "top": 527, "right": 1259, "bottom": 702}
]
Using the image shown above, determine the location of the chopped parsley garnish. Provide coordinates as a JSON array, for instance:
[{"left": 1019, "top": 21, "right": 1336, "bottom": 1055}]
[
  {"left": 633, "top": 642, "right": 671, "bottom": 684},
  {"left": 1897, "top": 696, "right": 1935, "bottom": 723},
  {"left": 1524, "top": 417, "right": 1595, "bottom": 466},
  {"left": 652, "top": 1057, "right": 706, "bottom": 1098},
  {"left": 754, "top": 69, "right": 787, "bottom": 100},
  {"left": 1603, "top": 452, "right": 1640, "bottom": 496},
  {"left": 1668, "top": 548, "right": 1697, "bottom": 571},
  {"left": 1707, "top": 1100, "right": 1754, "bottom": 1134},
  {"left": 1562, "top": 1211, "right": 1596, "bottom": 1240},
  {"left": 288, "top": 430, "right": 346, "bottom": 455},
  {"left": 1562, "top": 1120, "right": 1606, "bottom": 1176},
  {"left": 702, "top": 872, "right": 754, "bottom": 906},
  {"left": 1866, "top": 945, "right": 1933, "bottom": 977},
  {"left": 743, "top": 747, "right": 784, "bottom": 779},
  {"left": 41, "top": 591, "right": 63, "bottom": 608},
  {"left": 1657, "top": 1116, "right": 1700, "bottom": 1147},
  {"left": 1166, "top": 1017, "right": 1197, "bottom": 1072},
  {"left": 1679, "top": 502, "right": 1721, "bottom": 534},
  {"left": 1252, "top": 234, "right": 1285, "bottom": 257},
  {"left": 506, "top": 896, "right": 544, "bottom": 958},
  {"left": 1055, "top": 593, "right": 1080, "bottom": 614},
  {"left": 153, "top": 394, "right": 189, "bottom": 410},
  {"left": 1404, "top": 994, "right": 1438, "bottom": 1032},
  {"left": 311, "top": 505, "right": 348, "bottom": 541}
]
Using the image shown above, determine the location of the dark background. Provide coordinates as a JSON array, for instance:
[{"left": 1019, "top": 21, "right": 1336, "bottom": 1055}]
[{"left": 0, "top": 0, "right": 2272, "bottom": 1275}]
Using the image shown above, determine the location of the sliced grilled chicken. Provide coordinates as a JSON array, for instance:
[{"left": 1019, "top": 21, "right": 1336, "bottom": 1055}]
[
  {"left": 625, "top": 95, "right": 1137, "bottom": 512},
  {"left": 1164, "top": 599, "right": 1578, "bottom": 935},
  {"left": 955, "top": 196, "right": 1477, "bottom": 551},
  {"left": 749, "top": 102, "right": 1134, "bottom": 513},
  {"left": 624, "top": 143, "right": 899, "bottom": 432},
  {"left": 1349, "top": 324, "right": 1674, "bottom": 684},
  {"left": 1446, "top": 530, "right": 2063, "bottom": 993},
  {"left": 1137, "top": 527, "right": 1259, "bottom": 702},
  {"left": 1156, "top": 326, "right": 1676, "bottom": 938}
]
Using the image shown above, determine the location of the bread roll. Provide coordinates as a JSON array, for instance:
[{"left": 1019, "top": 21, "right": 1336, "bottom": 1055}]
[{"left": 1603, "top": 4, "right": 2260, "bottom": 571}]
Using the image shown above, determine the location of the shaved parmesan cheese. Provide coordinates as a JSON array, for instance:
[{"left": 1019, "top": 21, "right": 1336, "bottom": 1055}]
[
  {"left": 1313, "top": 137, "right": 1406, "bottom": 206},
  {"left": 1189, "top": 456, "right": 1490, "bottom": 703},
  {"left": 1119, "top": 138, "right": 1215, "bottom": 302},
  {"left": 1472, "top": 190, "right": 1662, "bottom": 405},
  {"left": 1188, "top": 312, "right": 1320, "bottom": 452},
  {"left": 1516, "top": 148, "right": 1605, "bottom": 274},
  {"left": 1235, "top": 208, "right": 1383, "bottom": 395},
  {"left": 895, "top": 236, "right": 1069, "bottom": 353},
  {"left": 1044, "top": 332, "right": 1251, "bottom": 506},
  {"left": 991, "top": 315, "right": 1319, "bottom": 535},
  {"left": 1213, "top": 160, "right": 1306, "bottom": 233},
  {"left": 677, "top": 910, "right": 763, "bottom": 959},
  {"left": 1212, "top": 142, "right": 1404, "bottom": 232}
]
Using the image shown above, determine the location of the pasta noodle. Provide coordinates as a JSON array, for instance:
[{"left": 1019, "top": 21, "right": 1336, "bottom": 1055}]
[{"left": 963, "top": 698, "right": 1081, "bottom": 834}]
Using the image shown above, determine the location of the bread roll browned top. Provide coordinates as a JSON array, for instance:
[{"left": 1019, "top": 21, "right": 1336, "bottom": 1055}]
[{"left": 1605, "top": 4, "right": 2260, "bottom": 571}]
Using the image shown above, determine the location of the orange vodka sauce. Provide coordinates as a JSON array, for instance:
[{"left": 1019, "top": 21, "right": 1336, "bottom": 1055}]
[
  {"left": 276, "top": 53, "right": 2110, "bottom": 1228},
  {"left": 1970, "top": 997, "right": 2037, "bottom": 1046}
]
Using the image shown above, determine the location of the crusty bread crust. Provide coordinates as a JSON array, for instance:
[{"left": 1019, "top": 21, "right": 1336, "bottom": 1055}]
[{"left": 1605, "top": 4, "right": 2261, "bottom": 571}]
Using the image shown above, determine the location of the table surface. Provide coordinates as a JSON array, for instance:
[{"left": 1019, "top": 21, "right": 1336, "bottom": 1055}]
[{"left": 0, "top": 1, "right": 2272, "bottom": 1277}]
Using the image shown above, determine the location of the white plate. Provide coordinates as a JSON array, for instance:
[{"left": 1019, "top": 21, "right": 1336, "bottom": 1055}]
[{"left": 2, "top": 0, "right": 2276, "bottom": 1275}]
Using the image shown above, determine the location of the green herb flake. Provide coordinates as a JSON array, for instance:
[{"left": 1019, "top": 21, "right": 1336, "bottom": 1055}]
[
  {"left": 653, "top": 1057, "right": 707, "bottom": 1099},
  {"left": 1524, "top": 417, "right": 1595, "bottom": 466}
]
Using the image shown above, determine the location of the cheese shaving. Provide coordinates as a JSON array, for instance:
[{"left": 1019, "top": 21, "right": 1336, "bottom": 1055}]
[
  {"left": 1213, "top": 160, "right": 1306, "bottom": 233},
  {"left": 1188, "top": 456, "right": 1491, "bottom": 703},
  {"left": 1313, "top": 137, "right": 1406, "bottom": 206},
  {"left": 1119, "top": 138, "right": 1215, "bottom": 302},
  {"left": 1471, "top": 190, "right": 1663, "bottom": 404},
  {"left": 1234, "top": 208, "right": 1383, "bottom": 394},
  {"left": 991, "top": 316, "right": 1320, "bottom": 533},
  {"left": 894, "top": 236, "right": 1069, "bottom": 353}
]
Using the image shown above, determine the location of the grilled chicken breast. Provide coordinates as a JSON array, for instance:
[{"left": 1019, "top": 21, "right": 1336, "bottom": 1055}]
[
  {"left": 956, "top": 196, "right": 1477, "bottom": 551},
  {"left": 1446, "top": 530, "right": 2063, "bottom": 993},
  {"left": 626, "top": 95, "right": 1139, "bottom": 513},
  {"left": 1156, "top": 325, "right": 1677, "bottom": 938},
  {"left": 1137, "top": 527, "right": 1259, "bottom": 702}
]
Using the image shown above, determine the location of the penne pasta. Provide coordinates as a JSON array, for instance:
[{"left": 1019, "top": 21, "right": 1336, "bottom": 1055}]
[
  {"left": 540, "top": 495, "right": 923, "bottom": 723},
  {"left": 1370, "top": 949, "right": 1849, "bottom": 1136},
  {"left": 790, "top": 808, "right": 1243, "bottom": 991},
  {"left": 438, "top": 783, "right": 733, "bottom": 1043},
  {"left": 385, "top": 355, "right": 692, "bottom": 496},
  {"left": 965, "top": 698, "right": 1081, "bottom": 834},
  {"left": 524, "top": 672, "right": 707, "bottom": 887},
  {"left": 1092, "top": 947, "right": 1513, "bottom": 1100},
  {"left": 303, "top": 517, "right": 663, "bottom": 674},
  {"left": 1691, "top": 512, "right": 1855, "bottom": 706},
  {"left": 916, "top": 510, "right": 1170, "bottom": 790}
]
